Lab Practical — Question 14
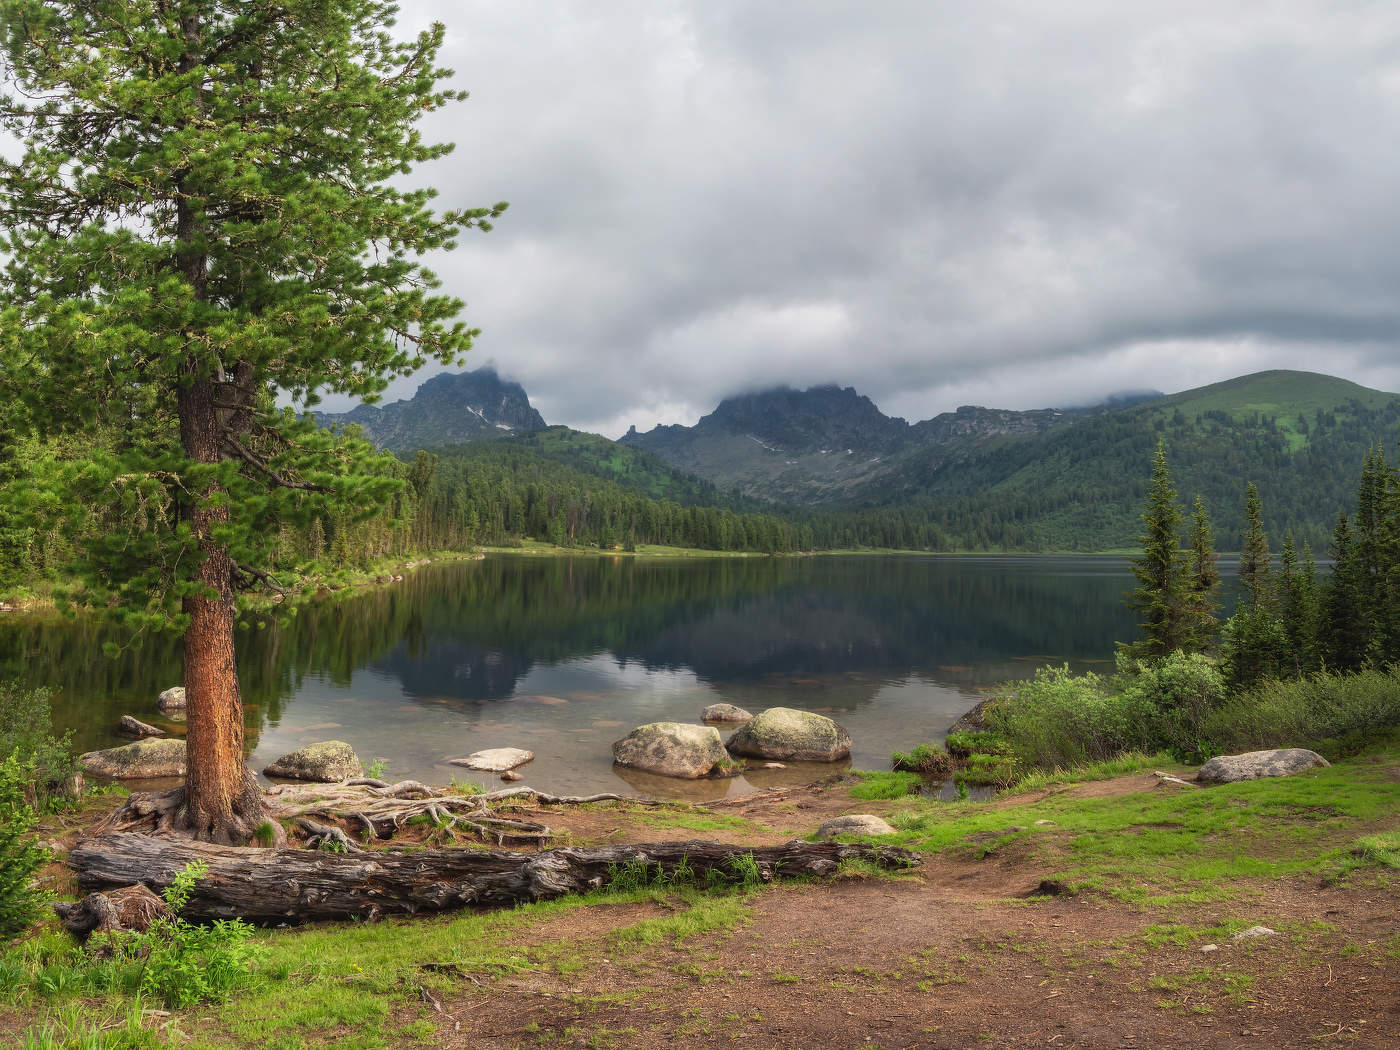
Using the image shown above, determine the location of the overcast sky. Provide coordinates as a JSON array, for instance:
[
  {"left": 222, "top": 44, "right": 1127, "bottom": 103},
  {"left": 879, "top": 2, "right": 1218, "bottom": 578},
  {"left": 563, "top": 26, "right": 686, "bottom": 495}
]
[{"left": 342, "top": 0, "right": 1400, "bottom": 437}]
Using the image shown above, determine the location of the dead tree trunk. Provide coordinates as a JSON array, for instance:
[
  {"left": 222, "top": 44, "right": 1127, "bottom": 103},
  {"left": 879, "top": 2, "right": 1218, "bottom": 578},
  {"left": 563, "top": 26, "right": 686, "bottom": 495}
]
[{"left": 68, "top": 833, "right": 919, "bottom": 923}]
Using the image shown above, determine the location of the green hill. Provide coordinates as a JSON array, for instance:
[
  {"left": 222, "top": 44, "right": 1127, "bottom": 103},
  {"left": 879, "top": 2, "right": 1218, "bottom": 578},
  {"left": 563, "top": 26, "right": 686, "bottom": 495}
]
[{"left": 841, "top": 371, "right": 1400, "bottom": 552}]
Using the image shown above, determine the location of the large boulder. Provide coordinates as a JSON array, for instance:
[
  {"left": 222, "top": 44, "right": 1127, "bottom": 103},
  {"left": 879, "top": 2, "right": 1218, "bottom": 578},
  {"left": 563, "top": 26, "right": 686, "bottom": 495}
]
[
  {"left": 725, "top": 707, "right": 851, "bottom": 762},
  {"left": 702, "top": 703, "right": 753, "bottom": 723},
  {"left": 448, "top": 747, "right": 534, "bottom": 773},
  {"left": 1196, "top": 748, "right": 1330, "bottom": 784},
  {"left": 155, "top": 686, "right": 186, "bottom": 713},
  {"left": 816, "top": 814, "right": 896, "bottom": 839},
  {"left": 612, "top": 723, "right": 731, "bottom": 779},
  {"left": 263, "top": 741, "right": 362, "bottom": 782},
  {"left": 78, "top": 739, "right": 186, "bottom": 779}
]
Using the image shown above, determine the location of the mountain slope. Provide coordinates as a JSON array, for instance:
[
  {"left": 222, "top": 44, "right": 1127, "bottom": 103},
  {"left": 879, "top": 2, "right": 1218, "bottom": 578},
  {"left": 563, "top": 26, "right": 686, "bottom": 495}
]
[
  {"left": 620, "top": 384, "right": 1080, "bottom": 504},
  {"left": 874, "top": 370, "right": 1400, "bottom": 551},
  {"left": 318, "top": 368, "right": 546, "bottom": 450}
]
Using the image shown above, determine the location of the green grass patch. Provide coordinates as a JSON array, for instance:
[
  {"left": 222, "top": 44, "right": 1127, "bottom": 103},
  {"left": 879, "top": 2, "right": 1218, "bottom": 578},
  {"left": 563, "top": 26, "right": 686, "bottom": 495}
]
[
  {"left": 879, "top": 743, "right": 1400, "bottom": 904},
  {"left": 1005, "top": 752, "right": 1176, "bottom": 794},
  {"left": 848, "top": 770, "right": 923, "bottom": 800}
]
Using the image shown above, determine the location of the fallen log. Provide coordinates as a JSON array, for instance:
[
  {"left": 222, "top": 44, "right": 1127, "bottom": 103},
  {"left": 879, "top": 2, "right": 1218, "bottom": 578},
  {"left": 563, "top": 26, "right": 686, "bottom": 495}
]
[{"left": 68, "top": 832, "right": 919, "bottom": 923}]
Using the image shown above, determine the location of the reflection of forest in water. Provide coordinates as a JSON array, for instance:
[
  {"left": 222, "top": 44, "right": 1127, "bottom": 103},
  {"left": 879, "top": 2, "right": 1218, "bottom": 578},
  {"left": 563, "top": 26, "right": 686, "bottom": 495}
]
[{"left": 1, "top": 554, "right": 1149, "bottom": 757}]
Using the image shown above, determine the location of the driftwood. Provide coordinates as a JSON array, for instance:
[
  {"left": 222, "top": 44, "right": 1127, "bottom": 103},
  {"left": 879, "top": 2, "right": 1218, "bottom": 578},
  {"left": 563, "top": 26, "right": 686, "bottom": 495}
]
[{"left": 68, "top": 832, "right": 919, "bottom": 923}]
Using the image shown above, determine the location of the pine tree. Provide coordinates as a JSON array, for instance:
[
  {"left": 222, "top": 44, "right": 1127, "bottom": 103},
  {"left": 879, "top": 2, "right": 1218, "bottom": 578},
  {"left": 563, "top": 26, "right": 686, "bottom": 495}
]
[
  {"left": 0, "top": 2, "right": 504, "bottom": 842},
  {"left": 1123, "top": 440, "right": 1189, "bottom": 658},
  {"left": 1184, "top": 494, "right": 1221, "bottom": 653},
  {"left": 1326, "top": 511, "right": 1368, "bottom": 670},
  {"left": 1238, "top": 483, "right": 1272, "bottom": 608}
]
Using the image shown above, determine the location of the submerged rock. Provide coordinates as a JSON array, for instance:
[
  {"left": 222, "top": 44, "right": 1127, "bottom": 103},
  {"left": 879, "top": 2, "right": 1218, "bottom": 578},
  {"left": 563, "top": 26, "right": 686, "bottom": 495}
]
[
  {"left": 448, "top": 747, "right": 534, "bottom": 773},
  {"left": 816, "top": 814, "right": 895, "bottom": 839},
  {"left": 263, "top": 741, "right": 362, "bottom": 782},
  {"left": 702, "top": 703, "right": 753, "bottom": 723},
  {"left": 117, "top": 715, "right": 165, "bottom": 738},
  {"left": 155, "top": 686, "right": 186, "bottom": 713},
  {"left": 612, "top": 723, "right": 730, "bottom": 779},
  {"left": 78, "top": 739, "right": 186, "bottom": 779},
  {"left": 1196, "top": 748, "right": 1329, "bottom": 784},
  {"left": 725, "top": 707, "right": 851, "bottom": 762}
]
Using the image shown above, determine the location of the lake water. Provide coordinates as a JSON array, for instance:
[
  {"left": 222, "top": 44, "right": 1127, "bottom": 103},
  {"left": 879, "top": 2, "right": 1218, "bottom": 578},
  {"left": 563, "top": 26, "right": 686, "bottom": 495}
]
[{"left": 0, "top": 554, "right": 1148, "bottom": 799}]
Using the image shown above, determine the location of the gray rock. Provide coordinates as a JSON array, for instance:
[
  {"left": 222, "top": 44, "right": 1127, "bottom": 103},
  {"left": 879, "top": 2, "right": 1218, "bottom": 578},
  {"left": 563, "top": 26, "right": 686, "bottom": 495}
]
[
  {"left": 1196, "top": 749, "right": 1330, "bottom": 784},
  {"left": 702, "top": 703, "right": 754, "bottom": 723},
  {"left": 1199, "top": 943, "right": 1219, "bottom": 953},
  {"left": 117, "top": 715, "right": 165, "bottom": 738},
  {"left": 78, "top": 739, "right": 187, "bottom": 779},
  {"left": 1232, "top": 925, "right": 1278, "bottom": 941},
  {"left": 816, "top": 814, "right": 896, "bottom": 839},
  {"left": 725, "top": 707, "right": 852, "bottom": 762},
  {"left": 263, "top": 741, "right": 362, "bottom": 782},
  {"left": 448, "top": 747, "right": 534, "bottom": 773},
  {"left": 612, "top": 723, "right": 730, "bottom": 779},
  {"left": 156, "top": 686, "right": 186, "bottom": 712},
  {"left": 948, "top": 697, "right": 999, "bottom": 735}
]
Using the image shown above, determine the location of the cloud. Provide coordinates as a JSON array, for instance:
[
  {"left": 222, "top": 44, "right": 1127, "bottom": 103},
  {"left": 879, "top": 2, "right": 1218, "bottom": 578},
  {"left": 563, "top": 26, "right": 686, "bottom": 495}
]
[{"left": 330, "top": 1, "right": 1400, "bottom": 434}]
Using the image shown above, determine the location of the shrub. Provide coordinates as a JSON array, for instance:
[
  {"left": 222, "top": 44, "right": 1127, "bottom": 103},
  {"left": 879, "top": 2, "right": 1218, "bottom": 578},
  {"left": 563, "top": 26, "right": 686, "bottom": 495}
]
[
  {"left": 0, "top": 683, "right": 75, "bottom": 813},
  {"left": 984, "top": 664, "right": 1158, "bottom": 770},
  {"left": 133, "top": 861, "right": 264, "bottom": 1008},
  {"left": 1117, "top": 650, "right": 1227, "bottom": 762},
  {"left": 1204, "top": 666, "right": 1400, "bottom": 758},
  {"left": 944, "top": 731, "right": 1013, "bottom": 759},
  {"left": 0, "top": 752, "right": 48, "bottom": 940},
  {"left": 890, "top": 742, "right": 952, "bottom": 778}
]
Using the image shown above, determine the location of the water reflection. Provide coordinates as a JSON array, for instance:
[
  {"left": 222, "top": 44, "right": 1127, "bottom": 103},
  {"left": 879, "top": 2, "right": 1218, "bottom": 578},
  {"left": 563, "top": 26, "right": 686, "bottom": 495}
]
[{"left": 0, "top": 554, "right": 1150, "bottom": 798}]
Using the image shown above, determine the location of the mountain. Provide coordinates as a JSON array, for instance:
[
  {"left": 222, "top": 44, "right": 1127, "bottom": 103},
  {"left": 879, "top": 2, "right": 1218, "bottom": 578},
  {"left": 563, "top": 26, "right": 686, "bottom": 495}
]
[
  {"left": 619, "top": 370, "right": 1400, "bottom": 551},
  {"left": 620, "top": 383, "right": 1083, "bottom": 504},
  {"left": 317, "top": 367, "right": 546, "bottom": 450}
]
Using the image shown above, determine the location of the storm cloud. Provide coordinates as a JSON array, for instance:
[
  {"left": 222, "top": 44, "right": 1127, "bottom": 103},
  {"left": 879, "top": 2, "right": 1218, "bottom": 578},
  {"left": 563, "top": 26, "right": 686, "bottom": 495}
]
[{"left": 353, "top": 0, "right": 1400, "bottom": 434}]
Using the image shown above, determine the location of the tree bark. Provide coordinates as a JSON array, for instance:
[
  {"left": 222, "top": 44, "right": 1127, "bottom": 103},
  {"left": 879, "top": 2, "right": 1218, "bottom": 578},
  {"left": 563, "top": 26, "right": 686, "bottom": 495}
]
[
  {"left": 177, "top": 373, "right": 265, "bottom": 844},
  {"left": 68, "top": 833, "right": 920, "bottom": 923}
]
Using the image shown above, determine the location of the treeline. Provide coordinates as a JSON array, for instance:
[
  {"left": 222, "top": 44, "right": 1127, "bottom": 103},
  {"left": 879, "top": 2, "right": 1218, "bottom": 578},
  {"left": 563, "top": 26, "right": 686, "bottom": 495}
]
[{"left": 1128, "top": 444, "right": 1400, "bottom": 690}]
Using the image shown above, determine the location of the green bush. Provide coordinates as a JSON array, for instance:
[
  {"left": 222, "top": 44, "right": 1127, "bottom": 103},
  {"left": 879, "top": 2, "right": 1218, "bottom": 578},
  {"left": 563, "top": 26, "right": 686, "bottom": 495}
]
[
  {"left": 129, "top": 861, "right": 264, "bottom": 1008},
  {"left": 890, "top": 742, "right": 952, "bottom": 778},
  {"left": 1118, "top": 651, "right": 1227, "bottom": 762},
  {"left": 0, "top": 752, "right": 48, "bottom": 940},
  {"left": 1204, "top": 666, "right": 1400, "bottom": 758},
  {"left": 984, "top": 664, "right": 1159, "bottom": 770},
  {"left": 0, "top": 683, "right": 75, "bottom": 813}
]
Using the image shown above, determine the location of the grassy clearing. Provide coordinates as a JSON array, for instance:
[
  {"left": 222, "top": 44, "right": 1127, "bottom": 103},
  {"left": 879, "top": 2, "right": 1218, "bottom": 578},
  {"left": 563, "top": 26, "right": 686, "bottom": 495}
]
[
  {"left": 861, "top": 740, "right": 1400, "bottom": 905},
  {"left": 1, "top": 878, "right": 762, "bottom": 1050}
]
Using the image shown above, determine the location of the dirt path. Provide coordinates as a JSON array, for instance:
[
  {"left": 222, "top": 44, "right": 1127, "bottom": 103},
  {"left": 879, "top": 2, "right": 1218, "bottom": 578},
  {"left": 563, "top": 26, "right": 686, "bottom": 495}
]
[{"left": 415, "top": 868, "right": 1397, "bottom": 1050}]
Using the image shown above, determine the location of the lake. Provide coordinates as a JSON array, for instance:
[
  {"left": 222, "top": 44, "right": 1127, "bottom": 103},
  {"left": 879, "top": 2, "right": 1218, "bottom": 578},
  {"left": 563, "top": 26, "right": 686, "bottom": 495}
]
[{"left": 1, "top": 553, "right": 1151, "bottom": 799}]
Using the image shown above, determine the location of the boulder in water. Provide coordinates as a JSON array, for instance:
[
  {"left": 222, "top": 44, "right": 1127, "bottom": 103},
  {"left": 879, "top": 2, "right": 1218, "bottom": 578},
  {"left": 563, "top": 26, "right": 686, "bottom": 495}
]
[
  {"left": 725, "top": 707, "right": 851, "bottom": 762},
  {"left": 702, "top": 703, "right": 753, "bottom": 723},
  {"left": 613, "top": 723, "right": 731, "bottom": 779},
  {"left": 79, "top": 739, "right": 186, "bottom": 779},
  {"left": 155, "top": 686, "right": 186, "bottom": 713},
  {"left": 263, "top": 741, "right": 362, "bottom": 782}
]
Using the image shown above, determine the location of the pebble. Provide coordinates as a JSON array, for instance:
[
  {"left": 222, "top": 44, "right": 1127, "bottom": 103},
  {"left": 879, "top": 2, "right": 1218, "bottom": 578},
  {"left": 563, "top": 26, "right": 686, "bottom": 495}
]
[
  {"left": 1232, "top": 925, "right": 1278, "bottom": 941},
  {"left": 1200, "top": 943, "right": 1219, "bottom": 953}
]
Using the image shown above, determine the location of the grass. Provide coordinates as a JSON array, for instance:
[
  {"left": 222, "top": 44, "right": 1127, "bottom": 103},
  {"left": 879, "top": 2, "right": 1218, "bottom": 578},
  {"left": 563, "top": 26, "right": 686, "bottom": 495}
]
[{"left": 871, "top": 739, "right": 1400, "bottom": 904}]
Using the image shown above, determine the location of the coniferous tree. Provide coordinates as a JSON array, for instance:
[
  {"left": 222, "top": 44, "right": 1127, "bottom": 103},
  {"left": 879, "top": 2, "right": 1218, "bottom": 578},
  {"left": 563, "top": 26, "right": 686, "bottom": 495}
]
[
  {"left": 0, "top": 1, "right": 505, "bottom": 842},
  {"left": 1123, "top": 441, "right": 1189, "bottom": 658},
  {"left": 1184, "top": 494, "right": 1221, "bottom": 653},
  {"left": 1223, "top": 483, "right": 1283, "bottom": 689},
  {"left": 1326, "top": 511, "right": 1369, "bottom": 670}
]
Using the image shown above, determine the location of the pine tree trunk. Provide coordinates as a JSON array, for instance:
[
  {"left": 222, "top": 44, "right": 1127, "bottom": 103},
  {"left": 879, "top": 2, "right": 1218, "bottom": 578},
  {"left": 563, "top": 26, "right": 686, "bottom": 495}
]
[{"left": 177, "top": 373, "right": 264, "bottom": 844}]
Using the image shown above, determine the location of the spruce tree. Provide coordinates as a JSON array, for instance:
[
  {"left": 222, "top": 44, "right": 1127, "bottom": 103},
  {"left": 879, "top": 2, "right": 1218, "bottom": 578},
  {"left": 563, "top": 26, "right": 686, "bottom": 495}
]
[
  {"left": 1238, "top": 483, "right": 1272, "bottom": 608},
  {"left": 0, "top": 1, "right": 504, "bottom": 842},
  {"left": 1123, "top": 440, "right": 1189, "bottom": 658},
  {"left": 1184, "top": 494, "right": 1221, "bottom": 653}
]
